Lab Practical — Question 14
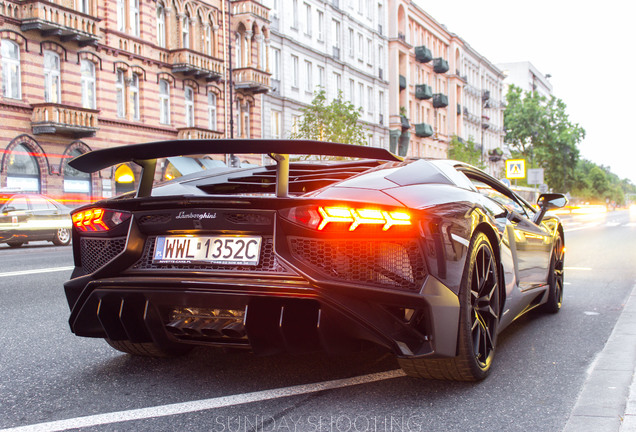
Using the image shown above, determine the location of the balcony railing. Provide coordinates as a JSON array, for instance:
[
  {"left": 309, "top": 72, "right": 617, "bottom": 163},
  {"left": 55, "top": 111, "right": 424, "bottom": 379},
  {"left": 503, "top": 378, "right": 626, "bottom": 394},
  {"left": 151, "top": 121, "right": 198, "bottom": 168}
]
[
  {"left": 399, "top": 75, "right": 406, "bottom": 90},
  {"left": 233, "top": 67, "right": 271, "bottom": 93},
  {"left": 169, "top": 49, "right": 223, "bottom": 81},
  {"left": 433, "top": 58, "right": 449, "bottom": 74},
  {"left": 414, "top": 46, "right": 432, "bottom": 63},
  {"left": 332, "top": 46, "right": 341, "bottom": 60},
  {"left": 31, "top": 103, "right": 99, "bottom": 137},
  {"left": 432, "top": 93, "right": 449, "bottom": 108},
  {"left": 231, "top": 0, "right": 269, "bottom": 21},
  {"left": 415, "top": 84, "right": 432, "bottom": 100},
  {"left": 415, "top": 123, "right": 434, "bottom": 138},
  {"left": 20, "top": 0, "right": 100, "bottom": 46},
  {"left": 177, "top": 127, "right": 223, "bottom": 140}
]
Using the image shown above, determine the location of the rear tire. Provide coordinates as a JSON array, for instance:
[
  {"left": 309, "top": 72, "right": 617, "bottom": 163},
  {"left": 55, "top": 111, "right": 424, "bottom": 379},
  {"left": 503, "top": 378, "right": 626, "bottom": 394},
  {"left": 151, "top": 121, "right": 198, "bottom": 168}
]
[
  {"left": 105, "top": 339, "right": 193, "bottom": 358},
  {"left": 52, "top": 228, "right": 71, "bottom": 246},
  {"left": 540, "top": 235, "right": 564, "bottom": 313},
  {"left": 399, "top": 232, "right": 500, "bottom": 381}
]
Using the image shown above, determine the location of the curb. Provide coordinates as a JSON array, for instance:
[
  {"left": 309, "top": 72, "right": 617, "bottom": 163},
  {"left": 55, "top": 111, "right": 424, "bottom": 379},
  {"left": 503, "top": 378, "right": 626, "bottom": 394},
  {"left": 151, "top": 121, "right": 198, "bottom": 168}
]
[{"left": 563, "top": 283, "right": 636, "bottom": 432}]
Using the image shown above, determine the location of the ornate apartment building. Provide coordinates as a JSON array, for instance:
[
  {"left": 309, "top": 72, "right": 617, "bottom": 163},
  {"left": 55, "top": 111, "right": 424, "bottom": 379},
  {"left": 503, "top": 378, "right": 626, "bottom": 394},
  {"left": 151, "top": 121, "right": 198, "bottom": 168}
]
[
  {"left": 260, "top": 0, "right": 389, "bottom": 149},
  {"left": 387, "top": 0, "right": 504, "bottom": 169},
  {"left": 0, "top": 0, "right": 271, "bottom": 202}
]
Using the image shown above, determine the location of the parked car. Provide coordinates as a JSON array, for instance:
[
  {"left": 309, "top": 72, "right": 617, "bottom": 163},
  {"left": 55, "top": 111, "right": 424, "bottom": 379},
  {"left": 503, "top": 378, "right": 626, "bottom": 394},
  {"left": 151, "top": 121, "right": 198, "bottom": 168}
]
[
  {"left": 0, "top": 193, "right": 72, "bottom": 247},
  {"left": 63, "top": 140, "right": 566, "bottom": 381}
]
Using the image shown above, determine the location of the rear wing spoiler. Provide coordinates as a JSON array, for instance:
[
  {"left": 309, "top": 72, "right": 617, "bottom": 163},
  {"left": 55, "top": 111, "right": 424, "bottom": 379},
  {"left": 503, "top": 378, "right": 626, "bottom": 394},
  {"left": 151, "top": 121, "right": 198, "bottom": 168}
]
[{"left": 69, "top": 139, "right": 402, "bottom": 198}]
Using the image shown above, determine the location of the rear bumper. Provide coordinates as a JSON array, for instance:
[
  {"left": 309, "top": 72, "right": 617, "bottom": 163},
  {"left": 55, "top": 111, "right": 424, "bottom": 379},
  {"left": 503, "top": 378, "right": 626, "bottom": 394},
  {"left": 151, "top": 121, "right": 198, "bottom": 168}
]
[{"left": 64, "top": 273, "right": 460, "bottom": 358}]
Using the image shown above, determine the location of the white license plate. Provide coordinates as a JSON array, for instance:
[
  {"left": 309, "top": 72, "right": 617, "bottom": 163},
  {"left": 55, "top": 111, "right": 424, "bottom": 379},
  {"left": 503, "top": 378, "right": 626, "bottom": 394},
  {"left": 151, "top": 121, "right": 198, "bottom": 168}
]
[{"left": 153, "top": 236, "right": 262, "bottom": 266}]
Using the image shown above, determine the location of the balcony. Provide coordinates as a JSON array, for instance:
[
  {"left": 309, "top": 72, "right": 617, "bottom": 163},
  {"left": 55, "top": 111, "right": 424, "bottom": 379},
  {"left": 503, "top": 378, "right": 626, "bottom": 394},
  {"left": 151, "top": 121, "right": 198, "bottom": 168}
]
[
  {"left": 20, "top": 1, "right": 100, "bottom": 46},
  {"left": 169, "top": 49, "right": 223, "bottom": 81},
  {"left": 415, "top": 84, "right": 432, "bottom": 100},
  {"left": 432, "top": 93, "right": 448, "bottom": 108},
  {"left": 233, "top": 67, "right": 271, "bottom": 93},
  {"left": 231, "top": 0, "right": 269, "bottom": 22},
  {"left": 433, "top": 58, "right": 449, "bottom": 74},
  {"left": 414, "top": 46, "right": 432, "bottom": 63},
  {"left": 400, "top": 114, "right": 410, "bottom": 129},
  {"left": 177, "top": 127, "right": 223, "bottom": 140},
  {"left": 399, "top": 75, "right": 406, "bottom": 90},
  {"left": 415, "top": 123, "right": 434, "bottom": 138},
  {"left": 31, "top": 103, "right": 99, "bottom": 138}
]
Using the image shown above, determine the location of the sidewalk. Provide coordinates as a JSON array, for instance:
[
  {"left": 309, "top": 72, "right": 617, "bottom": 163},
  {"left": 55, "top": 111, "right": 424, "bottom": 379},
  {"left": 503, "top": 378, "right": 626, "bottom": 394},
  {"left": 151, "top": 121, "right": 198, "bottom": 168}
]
[{"left": 563, "top": 284, "right": 636, "bottom": 431}]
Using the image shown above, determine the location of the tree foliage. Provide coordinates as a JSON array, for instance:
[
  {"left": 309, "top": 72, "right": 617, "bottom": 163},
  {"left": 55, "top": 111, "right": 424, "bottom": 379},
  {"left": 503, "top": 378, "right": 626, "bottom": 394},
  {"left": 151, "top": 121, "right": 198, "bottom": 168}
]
[
  {"left": 448, "top": 136, "right": 484, "bottom": 168},
  {"left": 504, "top": 85, "right": 585, "bottom": 192},
  {"left": 290, "top": 88, "right": 367, "bottom": 146}
]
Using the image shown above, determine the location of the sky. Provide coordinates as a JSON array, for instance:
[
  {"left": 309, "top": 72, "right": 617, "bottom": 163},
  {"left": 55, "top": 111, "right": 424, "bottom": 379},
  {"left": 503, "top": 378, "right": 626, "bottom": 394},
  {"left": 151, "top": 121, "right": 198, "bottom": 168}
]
[{"left": 414, "top": 0, "right": 636, "bottom": 185}]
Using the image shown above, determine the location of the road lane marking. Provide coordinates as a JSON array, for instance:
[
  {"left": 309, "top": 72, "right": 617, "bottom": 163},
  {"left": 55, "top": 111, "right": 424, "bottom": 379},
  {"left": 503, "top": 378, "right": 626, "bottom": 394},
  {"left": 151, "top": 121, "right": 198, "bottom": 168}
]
[
  {"left": 0, "top": 266, "right": 74, "bottom": 278},
  {"left": 0, "top": 369, "right": 406, "bottom": 432}
]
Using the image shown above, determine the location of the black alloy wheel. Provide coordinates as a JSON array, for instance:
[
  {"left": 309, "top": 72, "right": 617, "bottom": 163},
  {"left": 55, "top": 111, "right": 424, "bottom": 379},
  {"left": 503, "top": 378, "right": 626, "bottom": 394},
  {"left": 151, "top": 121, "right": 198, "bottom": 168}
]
[
  {"left": 469, "top": 235, "right": 500, "bottom": 370},
  {"left": 541, "top": 235, "right": 564, "bottom": 313},
  {"left": 398, "top": 232, "right": 500, "bottom": 381}
]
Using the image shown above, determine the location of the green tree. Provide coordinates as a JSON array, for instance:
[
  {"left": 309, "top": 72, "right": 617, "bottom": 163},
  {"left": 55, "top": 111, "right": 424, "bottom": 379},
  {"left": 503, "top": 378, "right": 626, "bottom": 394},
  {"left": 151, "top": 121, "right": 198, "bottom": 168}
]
[
  {"left": 504, "top": 85, "right": 585, "bottom": 192},
  {"left": 290, "top": 88, "right": 367, "bottom": 146},
  {"left": 448, "top": 135, "right": 483, "bottom": 168}
]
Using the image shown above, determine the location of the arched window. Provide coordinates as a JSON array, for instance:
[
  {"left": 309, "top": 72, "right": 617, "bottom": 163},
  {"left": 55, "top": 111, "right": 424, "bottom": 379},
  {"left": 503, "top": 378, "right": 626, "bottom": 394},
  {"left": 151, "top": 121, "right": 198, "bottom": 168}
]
[
  {"left": 6, "top": 143, "right": 40, "bottom": 192},
  {"left": 182, "top": 13, "right": 191, "bottom": 49},
  {"left": 1, "top": 39, "right": 21, "bottom": 99},
  {"left": 130, "top": 73, "right": 140, "bottom": 120},
  {"left": 184, "top": 86, "right": 194, "bottom": 127},
  {"left": 159, "top": 79, "right": 170, "bottom": 124},
  {"left": 80, "top": 60, "right": 96, "bottom": 109},
  {"left": 63, "top": 148, "right": 91, "bottom": 195},
  {"left": 115, "top": 69, "right": 125, "bottom": 117},
  {"left": 204, "top": 24, "right": 212, "bottom": 56},
  {"left": 43, "top": 50, "right": 61, "bottom": 103},
  {"left": 156, "top": 3, "right": 166, "bottom": 48},
  {"left": 235, "top": 33, "right": 242, "bottom": 68}
]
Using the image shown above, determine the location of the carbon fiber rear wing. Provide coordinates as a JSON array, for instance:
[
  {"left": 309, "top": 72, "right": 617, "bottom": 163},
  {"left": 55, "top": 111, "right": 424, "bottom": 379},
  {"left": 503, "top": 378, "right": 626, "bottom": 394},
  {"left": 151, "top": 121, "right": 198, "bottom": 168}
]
[{"left": 69, "top": 139, "right": 402, "bottom": 198}]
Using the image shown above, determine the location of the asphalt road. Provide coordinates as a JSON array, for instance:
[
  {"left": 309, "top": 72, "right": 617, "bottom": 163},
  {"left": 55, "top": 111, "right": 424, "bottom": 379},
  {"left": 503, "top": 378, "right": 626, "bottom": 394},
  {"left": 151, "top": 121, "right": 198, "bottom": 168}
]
[{"left": 1, "top": 209, "right": 635, "bottom": 432}]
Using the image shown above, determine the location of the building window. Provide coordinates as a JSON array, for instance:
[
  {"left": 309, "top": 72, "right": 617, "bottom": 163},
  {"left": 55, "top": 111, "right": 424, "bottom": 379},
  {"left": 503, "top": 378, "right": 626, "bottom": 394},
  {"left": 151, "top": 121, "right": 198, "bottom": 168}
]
[
  {"left": 115, "top": 69, "right": 125, "bottom": 117},
  {"left": 271, "top": 48, "right": 280, "bottom": 80},
  {"left": 367, "top": 38, "right": 372, "bottom": 64},
  {"left": 159, "top": 79, "right": 170, "bottom": 124},
  {"left": 348, "top": 28, "right": 354, "bottom": 57},
  {"left": 1, "top": 39, "right": 21, "bottom": 99},
  {"left": 117, "top": 0, "right": 125, "bottom": 32},
  {"left": 271, "top": 110, "right": 281, "bottom": 138},
  {"left": 182, "top": 14, "right": 191, "bottom": 49},
  {"left": 304, "top": 3, "right": 312, "bottom": 35},
  {"left": 305, "top": 60, "right": 312, "bottom": 92},
  {"left": 80, "top": 60, "right": 96, "bottom": 109},
  {"left": 332, "top": 19, "right": 340, "bottom": 48},
  {"left": 184, "top": 86, "right": 194, "bottom": 127},
  {"left": 130, "top": 73, "right": 140, "bottom": 120},
  {"left": 7, "top": 143, "right": 40, "bottom": 192},
  {"left": 292, "top": 0, "right": 298, "bottom": 28},
  {"left": 317, "top": 66, "right": 324, "bottom": 88},
  {"left": 156, "top": 3, "right": 166, "bottom": 48},
  {"left": 130, "top": 0, "right": 140, "bottom": 37},
  {"left": 379, "top": 90, "right": 384, "bottom": 119},
  {"left": 367, "top": 86, "right": 373, "bottom": 115},
  {"left": 357, "top": 33, "right": 363, "bottom": 60},
  {"left": 317, "top": 10, "right": 324, "bottom": 41},
  {"left": 291, "top": 55, "right": 298, "bottom": 88},
  {"left": 205, "top": 25, "right": 212, "bottom": 56},
  {"left": 43, "top": 50, "right": 61, "bottom": 104},
  {"left": 358, "top": 83, "right": 364, "bottom": 110},
  {"left": 235, "top": 33, "right": 242, "bottom": 68},
  {"left": 243, "top": 102, "right": 250, "bottom": 138},
  {"left": 333, "top": 72, "right": 341, "bottom": 94},
  {"left": 207, "top": 91, "right": 217, "bottom": 130},
  {"left": 76, "top": 0, "right": 90, "bottom": 14}
]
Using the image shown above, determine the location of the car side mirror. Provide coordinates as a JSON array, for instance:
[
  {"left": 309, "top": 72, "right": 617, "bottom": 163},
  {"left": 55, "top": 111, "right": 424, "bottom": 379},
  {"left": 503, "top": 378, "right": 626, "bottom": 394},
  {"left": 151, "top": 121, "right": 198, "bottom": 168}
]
[
  {"left": 2, "top": 205, "right": 16, "bottom": 214},
  {"left": 533, "top": 193, "right": 567, "bottom": 224}
]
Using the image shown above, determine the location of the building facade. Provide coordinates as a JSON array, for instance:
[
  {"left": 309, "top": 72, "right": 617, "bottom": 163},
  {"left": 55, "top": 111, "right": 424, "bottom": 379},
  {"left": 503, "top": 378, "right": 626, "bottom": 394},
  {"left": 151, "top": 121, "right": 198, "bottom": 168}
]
[
  {"left": 260, "top": 0, "right": 389, "bottom": 149},
  {"left": 0, "top": 0, "right": 270, "bottom": 203},
  {"left": 497, "top": 61, "right": 553, "bottom": 98}
]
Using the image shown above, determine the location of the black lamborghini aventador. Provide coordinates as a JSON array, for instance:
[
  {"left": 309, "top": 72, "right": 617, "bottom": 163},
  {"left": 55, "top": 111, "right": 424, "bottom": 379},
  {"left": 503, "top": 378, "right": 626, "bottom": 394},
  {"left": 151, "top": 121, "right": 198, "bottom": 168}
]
[{"left": 64, "top": 140, "right": 566, "bottom": 381}]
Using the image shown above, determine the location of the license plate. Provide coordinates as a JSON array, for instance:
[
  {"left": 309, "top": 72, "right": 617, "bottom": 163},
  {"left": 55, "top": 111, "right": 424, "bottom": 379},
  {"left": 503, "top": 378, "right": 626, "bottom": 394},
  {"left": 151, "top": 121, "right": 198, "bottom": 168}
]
[{"left": 153, "top": 236, "right": 262, "bottom": 266}]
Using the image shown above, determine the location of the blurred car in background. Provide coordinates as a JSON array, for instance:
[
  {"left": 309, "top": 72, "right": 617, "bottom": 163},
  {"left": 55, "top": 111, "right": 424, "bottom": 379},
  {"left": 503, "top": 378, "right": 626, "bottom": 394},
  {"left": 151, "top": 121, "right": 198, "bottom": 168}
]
[{"left": 0, "top": 193, "right": 72, "bottom": 247}]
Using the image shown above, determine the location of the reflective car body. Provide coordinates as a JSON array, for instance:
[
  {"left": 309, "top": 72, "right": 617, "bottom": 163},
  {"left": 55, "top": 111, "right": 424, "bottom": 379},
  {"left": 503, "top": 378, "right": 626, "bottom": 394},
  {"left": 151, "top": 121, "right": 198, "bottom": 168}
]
[
  {"left": 0, "top": 193, "right": 72, "bottom": 247},
  {"left": 63, "top": 140, "right": 565, "bottom": 380}
]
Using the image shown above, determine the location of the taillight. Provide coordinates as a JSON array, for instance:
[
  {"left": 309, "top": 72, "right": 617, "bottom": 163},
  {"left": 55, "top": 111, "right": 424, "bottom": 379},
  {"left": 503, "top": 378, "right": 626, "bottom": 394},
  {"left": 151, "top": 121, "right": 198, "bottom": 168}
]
[
  {"left": 72, "top": 208, "right": 131, "bottom": 232},
  {"left": 281, "top": 205, "right": 411, "bottom": 231}
]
